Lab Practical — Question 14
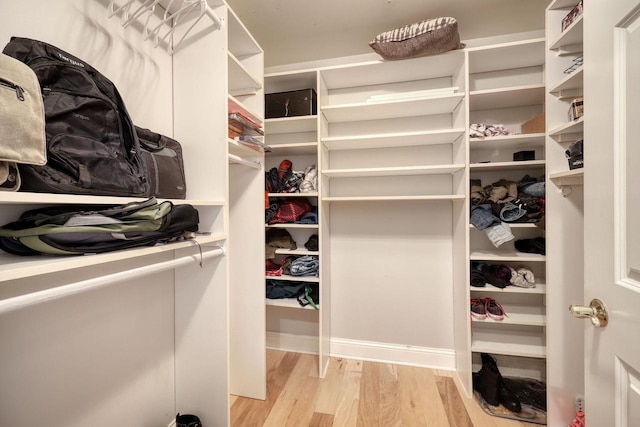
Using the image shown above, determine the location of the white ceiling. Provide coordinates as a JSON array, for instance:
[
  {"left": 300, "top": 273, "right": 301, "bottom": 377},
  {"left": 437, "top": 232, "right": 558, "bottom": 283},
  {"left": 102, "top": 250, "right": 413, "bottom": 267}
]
[{"left": 226, "top": 0, "right": 550, "bottom": 68}]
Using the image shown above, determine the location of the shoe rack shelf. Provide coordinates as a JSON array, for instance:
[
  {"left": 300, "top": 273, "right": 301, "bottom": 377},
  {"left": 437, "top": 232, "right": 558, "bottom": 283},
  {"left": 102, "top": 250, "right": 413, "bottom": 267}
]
[
  {"left": 464, "top": 37, "right": 548, "bottom": 392},
  {"left": 471, "top": 328, "right": 547, "bottom": 359},
  {"left": 472, "top": 306, "right": 546, "bottom": 327},
  {"left": 471, "top": 279, "right": 547, "bottom": 295}
]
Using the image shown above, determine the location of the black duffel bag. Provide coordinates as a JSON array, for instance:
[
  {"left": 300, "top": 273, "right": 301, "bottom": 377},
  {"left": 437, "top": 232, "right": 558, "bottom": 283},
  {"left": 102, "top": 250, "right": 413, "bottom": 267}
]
[
  {"left": 2, "top": 37, "right": 148, "bottom": 197},
  {"left": 136, "top": 126, "right": 187, "bottom": 199}
]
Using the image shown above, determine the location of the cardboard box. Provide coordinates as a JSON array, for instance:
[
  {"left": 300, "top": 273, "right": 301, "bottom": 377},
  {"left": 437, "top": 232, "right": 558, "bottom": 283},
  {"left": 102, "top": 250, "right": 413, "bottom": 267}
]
[
  {"left": 265, "top": 89, "right": 317, "bottom": 119},
  {"left": 521, "top": 113, "right": 545, "bottom": 134}
]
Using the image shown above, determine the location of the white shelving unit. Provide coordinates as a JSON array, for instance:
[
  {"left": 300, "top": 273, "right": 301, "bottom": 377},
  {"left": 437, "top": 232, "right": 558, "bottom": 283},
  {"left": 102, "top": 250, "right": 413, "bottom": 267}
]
[
  {"left": 225, "top": 2, "right": 267, "bottom": 403},
  {"left": 317, "top": 51, "right": 468, "bottom": 387},
  {"left": 459, "top": 37, "right": 548, "bottom": 398},
  {"left": 545, "top": 0, "right": 585, "bottom": 425},
  {"left": 263, "top": 69, "right": 327, "bottom": 376}
]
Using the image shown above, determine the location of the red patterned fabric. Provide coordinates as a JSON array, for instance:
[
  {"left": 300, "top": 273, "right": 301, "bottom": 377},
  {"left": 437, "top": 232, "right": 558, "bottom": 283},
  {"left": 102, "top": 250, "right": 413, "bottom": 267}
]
[
  {"left": 268, "top": 198, "right": 312, "bottom": 224},
  {"left": 266, "top": 259, "right": 283, "bottom": 276}
]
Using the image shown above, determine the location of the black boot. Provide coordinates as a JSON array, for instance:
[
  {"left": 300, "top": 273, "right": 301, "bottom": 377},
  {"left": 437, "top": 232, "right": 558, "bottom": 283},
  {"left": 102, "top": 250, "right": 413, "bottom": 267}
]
[
  {"left": 473, "top": 353, "right": 501, "bottom": 406},
  {"left": 473, "top": 353, "right": 522, "bottom": 413},
  {"left": 499, "top": 382, "right": 522, "bottom": 413}
]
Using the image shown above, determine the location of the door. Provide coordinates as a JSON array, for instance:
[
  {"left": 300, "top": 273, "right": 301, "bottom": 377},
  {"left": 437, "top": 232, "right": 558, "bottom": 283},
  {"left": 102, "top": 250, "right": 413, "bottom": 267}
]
[{"left": 582, "top": 1, "right": 640, "bottom": 425}]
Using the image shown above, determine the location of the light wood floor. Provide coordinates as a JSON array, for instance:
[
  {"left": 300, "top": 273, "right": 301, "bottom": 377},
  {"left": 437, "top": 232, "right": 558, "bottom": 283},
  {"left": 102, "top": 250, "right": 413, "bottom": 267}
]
[{"left": 230, "top": 350, "right": 540, "bottom": 427}]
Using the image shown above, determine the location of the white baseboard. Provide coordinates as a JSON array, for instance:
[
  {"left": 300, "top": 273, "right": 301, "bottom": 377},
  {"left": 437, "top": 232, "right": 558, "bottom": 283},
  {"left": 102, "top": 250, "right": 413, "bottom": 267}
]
[
  {"left": 266, "top": 331, "right": 319, "bottom": 355},
  {"left": 330, "top": 337, "right": 456, "bottom": 370},
  {"left": 265, "top": 332, "right": 455, "bottom": 371}
]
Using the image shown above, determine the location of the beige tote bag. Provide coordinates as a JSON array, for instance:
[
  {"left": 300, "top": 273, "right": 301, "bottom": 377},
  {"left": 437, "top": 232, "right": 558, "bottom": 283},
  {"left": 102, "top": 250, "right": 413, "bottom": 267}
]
[{"left": 0, "top": 52, "right": 46, "bottom": 190}]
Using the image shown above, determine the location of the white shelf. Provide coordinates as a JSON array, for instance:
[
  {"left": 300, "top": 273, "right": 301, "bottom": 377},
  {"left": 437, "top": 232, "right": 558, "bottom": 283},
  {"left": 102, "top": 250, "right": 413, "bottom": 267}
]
[
  {"left": 0, "top": 234, "right": 226, "bottom": 284},
  {"left": 470, "top": 280, "right": 547, "bottom": 295},
  {"left": 265, "top": 70, "right": 317, "bottom": 93},
  {"left": 470, "top": 223, "right": 541, "bottom": 229},
  {"left": 321, "top": 94, "right": 464, "bottom": 123},
  {"left": 548, "top": 116, "right": 584, "bottom": 141},
  {"left": 469, "top": 133, "right": 545, "bottom": 150},
  {"left": 467, "top": 38, "right": 545, "bottom": 74},
  {"left": 228, "top": 52, "right": 262, "bottom": 97},
  {"left": 268, "top": 192, "right": 318, "bottom": 198},
  {"left": 323, "top": 195, "right": 465, "bottom": 202},
  {"left": 550, "top": 168, "right": 584, "bottom": 186},
  {"left": 227, "top": 5, "right": 263, "bottom": 58},
  {"left": 266, "top": 223, "right": 318, "bottom": 229},
  {"left": 472, "top": 328, "right": 547, "bottom": 359},
  {"left": 267, "top": 142, "right": 318, "bottom": 156},
  {"left": 266, "top": 274, "right": 319, "bottom": 283},
  {"left": 266, "top": 298, "right": 318, "bottom": 310},
  {"left": 469, "top": 84, "right": 545, "bottom": 110},
  {"left": 228, "top": 138, "right": 266, "bottom": 157},
  {"left": 549, "top": 15, "right": 584, "bottom": 51},
  {"left": 470, "top": 250, "right": 546, "bottom": 262},
  {"left": 228, "top": 95, "right": 263, "bottom": 124},
  {"left": 274, "top": 247, "right": 319, "bottom": 256},
  {"left": 549, "top": 66, "right": 584, "bottom": 97},
  {"left": 322, "top": 164, "right": 465, "bottom": 178},
  {"left": 265, "top": 116, "right": 318, "bottom": 134},
  {"left": 470, "top": 160, "right": 546, "bottom": 172},
  {"left": 0, "top": 192, "right": 225, "bottom": 207},
  {"left": 470, "top": 159, "right": 546, "bottom": 171},
  {"left": 548, "top": 0, "right": 582, "bottom": 9},
  {"left": 322, "top": 129, "right": 465, "bottom": 151},
  {"left": 472, "top": 309, "right": 546, "bottom": 327},
  {"left": 319, "top": 51, "right": 464, "bottom": 89}
]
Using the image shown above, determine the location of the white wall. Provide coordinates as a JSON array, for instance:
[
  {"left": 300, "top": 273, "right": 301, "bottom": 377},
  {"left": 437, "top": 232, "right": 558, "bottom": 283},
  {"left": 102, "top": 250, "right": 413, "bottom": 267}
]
[
  {"left": 329, "top": 202, "right": 455, "bottom": 351},
  {"left": 0, "top": 0, "right": 173, "bottom": 134},
  {"left": 0, "top": 1, "right": 179, "bottom": 426}
]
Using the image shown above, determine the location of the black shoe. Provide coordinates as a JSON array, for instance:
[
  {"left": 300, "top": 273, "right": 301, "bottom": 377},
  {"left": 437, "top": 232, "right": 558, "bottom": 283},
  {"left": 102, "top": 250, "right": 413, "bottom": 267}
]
[
  {"left": 474, "top": 353, "right": 522, "bottom": 413},
  {"left": 176, "top": 413, "right": 202, "bottom": 427},
  {"left": 499, "top": 383, "right": 522, "bottom": 413},
  {"left": 473, "top": 353, "right": 501, "bottom": 406}
]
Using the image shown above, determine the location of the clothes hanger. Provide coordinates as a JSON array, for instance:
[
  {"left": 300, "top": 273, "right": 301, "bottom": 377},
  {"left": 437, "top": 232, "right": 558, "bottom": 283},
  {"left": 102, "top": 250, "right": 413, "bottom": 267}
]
[
  {"left": 168, "top": 0, "right": 224, "bottom": 55},
  {"left": 143, "top": 0, "right": 198, "bottom": 47},
  {"left": 122, "top": 0, "right": 159, "bottom": 28},
  {"left": 107, "top": 0, "right": 137, "bottom": 19}
]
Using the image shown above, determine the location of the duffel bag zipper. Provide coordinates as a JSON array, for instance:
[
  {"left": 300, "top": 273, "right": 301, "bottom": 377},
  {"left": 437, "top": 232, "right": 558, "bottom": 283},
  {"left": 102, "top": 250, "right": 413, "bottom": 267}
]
[{"left": 0, "top": 77, "right": 25, "bottom": 101}]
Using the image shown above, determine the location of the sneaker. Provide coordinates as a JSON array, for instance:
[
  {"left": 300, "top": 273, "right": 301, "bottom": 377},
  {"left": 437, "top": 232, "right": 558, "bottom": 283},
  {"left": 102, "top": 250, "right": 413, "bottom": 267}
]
[
  {"left": 471, "top": 298, "right": 487, "bottom": 319},
  {"left": 485, "top": 298, "right": 507, "bottom": 320}
]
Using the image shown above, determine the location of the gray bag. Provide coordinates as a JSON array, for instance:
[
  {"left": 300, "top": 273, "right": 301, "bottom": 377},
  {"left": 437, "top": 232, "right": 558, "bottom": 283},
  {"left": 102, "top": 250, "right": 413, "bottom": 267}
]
[{"left": 0, "top": 52, "right": 46, "bottom": 191}]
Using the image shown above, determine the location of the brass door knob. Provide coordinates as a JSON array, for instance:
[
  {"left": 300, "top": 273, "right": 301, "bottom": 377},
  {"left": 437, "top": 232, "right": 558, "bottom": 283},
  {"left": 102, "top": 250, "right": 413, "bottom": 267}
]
[{"left": 569, "top": 298, "right": 609, "bottom": 327}]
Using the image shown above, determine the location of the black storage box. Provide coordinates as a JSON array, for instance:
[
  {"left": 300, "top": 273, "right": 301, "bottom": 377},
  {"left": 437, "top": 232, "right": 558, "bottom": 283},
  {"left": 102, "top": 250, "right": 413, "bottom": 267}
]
[
  {"left": 513, "top": 150, "right": 535, "bottom": 161},
  {"left": 566, "top": 140, "right": 584, "bottom": 170},
  {"left": 265, "top": 89, "right": 317, "bottom": 119}
]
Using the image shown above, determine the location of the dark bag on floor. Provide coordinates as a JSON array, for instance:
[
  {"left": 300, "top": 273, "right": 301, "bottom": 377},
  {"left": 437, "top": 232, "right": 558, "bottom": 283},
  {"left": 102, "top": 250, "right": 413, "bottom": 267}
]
[
  {"left": 2, "top": 37, "right": 148, "bottom": 197},
  {"left": 136, "top": 126, "right": 187, "bottom": 199},
  {"left": 0, "top": 198, "right": 198, "bottom": 256}
]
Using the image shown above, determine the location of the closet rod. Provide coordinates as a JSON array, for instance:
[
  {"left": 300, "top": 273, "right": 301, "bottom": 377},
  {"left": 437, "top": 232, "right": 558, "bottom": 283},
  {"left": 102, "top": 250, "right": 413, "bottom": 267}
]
[
  {"left": 0, "top": 246, "right": 225, "bottom": 316},
  {"left": 228, "top": 154, "right": 261, "bottom": 169}
]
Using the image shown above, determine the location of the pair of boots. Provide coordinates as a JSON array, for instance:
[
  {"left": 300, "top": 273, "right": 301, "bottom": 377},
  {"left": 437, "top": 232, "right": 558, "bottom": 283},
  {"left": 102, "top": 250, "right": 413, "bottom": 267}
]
[{"left": 473, "top": 353, "right": 522, "bottom": 413}]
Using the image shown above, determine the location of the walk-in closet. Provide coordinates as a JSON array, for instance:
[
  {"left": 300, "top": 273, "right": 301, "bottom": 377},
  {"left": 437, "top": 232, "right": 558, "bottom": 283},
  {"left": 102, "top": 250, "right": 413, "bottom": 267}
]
[{"left": 0, "top": 0, "right": 637, "bottom": 426}]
